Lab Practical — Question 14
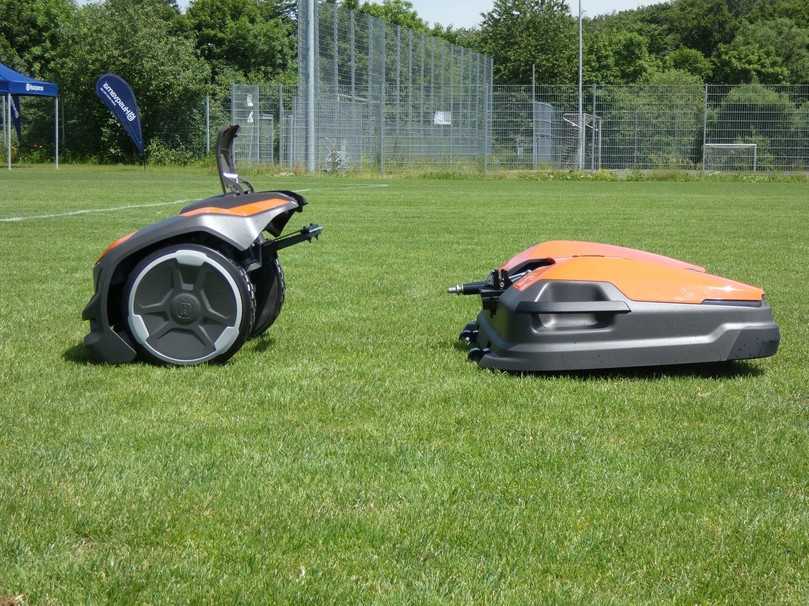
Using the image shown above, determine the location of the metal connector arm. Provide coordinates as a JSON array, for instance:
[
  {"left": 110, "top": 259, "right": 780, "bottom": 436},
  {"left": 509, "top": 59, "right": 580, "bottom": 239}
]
[
  {"left": 448, "top": 281, "right": 486, "bottom": 295},
  {"left": 265, "top": 224, "right": 324, "bottom": 252}
]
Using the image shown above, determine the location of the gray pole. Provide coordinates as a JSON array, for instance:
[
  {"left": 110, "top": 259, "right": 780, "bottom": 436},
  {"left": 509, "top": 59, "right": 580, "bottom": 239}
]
[
  {"left": 55, "top": 96, "right": 59, "bottom": 168},
  {"left": 332, "top": 3, "right": 339, "bottom": 95},
  {"left": 591, "top": 84, "right": 596, "bottom": 171},
  {"left": 349, "top": 10, "right": 355, "bottom": 99},
  {"left": 379, "top": 21, "right": 386, "bottom": 175},
  {"left": 2, "top": 95, "right": 5, "bottom": 169},
  {"left": 408, "top": 30, "right": 413, "bottom": 135},
  {"left": 305, "top": 0, "right": 316, "bottom": 173},
  {"left": 532, "top": 63, "right": 537, "bottom": 170},
  {"left": 396, "top": 25, "right": 401, "bottom": 137},
  {"left": 205, "top": 94, "right": 210, "bottom": 155},
  {"left": 278, "top": 84, "right": 284, "bottom": 167},
  {"left": 577, "top": 0, "right": 584, "bottom": 171},
  {"left": 6, "top": 93, "right": 10, "bottom": 170},
  {"left": 483, "top": 58, "right": 491, "bottom": 174},
  {"left": 701, "top": 83, "right": 708, "bottom": 173},
  {"left": 230, "top": 83, "right": 235, "bottom": 129}
]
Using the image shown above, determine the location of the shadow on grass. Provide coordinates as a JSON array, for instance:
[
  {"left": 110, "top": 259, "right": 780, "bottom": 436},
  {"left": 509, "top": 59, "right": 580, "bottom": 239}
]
[
  {"left": 64, "top": 335, "right": 277, "bottom": 365},
  {"left": 248, "top": 336, "right": 275, "bottom": 354},
  {"left": 451, "top": 340, "right": 763, "bottom": 380},
  {"left": 63, "top": 343, "right": 97, "bottom": 365}
]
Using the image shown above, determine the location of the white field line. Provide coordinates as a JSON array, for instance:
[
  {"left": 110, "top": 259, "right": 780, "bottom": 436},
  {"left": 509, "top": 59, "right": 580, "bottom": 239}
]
[
  {"left": 0, "top": 199, "right": 193, "bottom": 223},
  {"left": 0, "top": 183, "right": 389, "bottom": 223}
]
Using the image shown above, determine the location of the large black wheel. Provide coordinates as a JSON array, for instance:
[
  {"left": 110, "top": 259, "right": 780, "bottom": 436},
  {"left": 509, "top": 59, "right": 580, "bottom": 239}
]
[
  {"left": 123, "top": 244, "right": 255, "bottom": 365},
  {"left": 249, "top": 255, "right": 285, "bottom": 339}
]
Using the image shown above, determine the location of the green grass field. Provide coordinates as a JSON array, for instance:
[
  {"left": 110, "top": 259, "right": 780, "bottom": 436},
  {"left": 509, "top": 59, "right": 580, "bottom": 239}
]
[{"left": 1, "top": 165, "right": 807, "bottom": 604}]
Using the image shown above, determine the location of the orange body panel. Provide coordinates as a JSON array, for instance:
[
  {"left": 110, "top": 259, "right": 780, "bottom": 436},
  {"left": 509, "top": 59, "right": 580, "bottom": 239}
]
[
  {"left": 98, "top": 231, "right": 135, "bottom": 260},
  {"left": 180, "top": 197, "right": 293, "bottom": 218},
  {"left": 513, "top": 257, "right": 763, "bottom": 304},
  {"left": 502, "top": 240, "right": 705, "bottom": 273}
]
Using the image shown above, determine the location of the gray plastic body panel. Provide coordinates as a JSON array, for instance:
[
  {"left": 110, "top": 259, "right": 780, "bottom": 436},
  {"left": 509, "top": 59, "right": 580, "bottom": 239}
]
[
  {"left": 469, "top": 280, "right": 780, "bottom": 372},
  {"left": 82, "top": 193, "right": 301, "bottom": 363}
]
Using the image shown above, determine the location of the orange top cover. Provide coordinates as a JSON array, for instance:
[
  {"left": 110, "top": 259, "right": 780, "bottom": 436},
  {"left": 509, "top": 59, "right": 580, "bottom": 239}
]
[
  {"left": 180, "top": 197, "right": 293, "bottom": 218},
  {"left": 509, "top": 241, "right": 763, "bottom": 304}
]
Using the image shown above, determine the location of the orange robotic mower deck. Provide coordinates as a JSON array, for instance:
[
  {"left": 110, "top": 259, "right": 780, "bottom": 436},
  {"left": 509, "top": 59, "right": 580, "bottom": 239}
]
[{"left": 449, "top": 241, "right": 779, "bottom": 371}]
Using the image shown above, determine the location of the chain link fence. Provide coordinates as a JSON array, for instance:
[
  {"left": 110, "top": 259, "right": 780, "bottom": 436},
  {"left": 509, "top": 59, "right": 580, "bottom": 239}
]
[
  {"left": 277, "top": 0, "right": 808, "bottom": 174},
  {"left": 14, "top": 0, "right": 806, "bottom": 173}
]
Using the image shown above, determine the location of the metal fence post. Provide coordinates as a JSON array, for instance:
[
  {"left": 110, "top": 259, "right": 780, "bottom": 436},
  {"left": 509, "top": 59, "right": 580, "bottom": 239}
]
[
  {"left": 1, "top": 95, "right": 5, "bottom": 167},
  {"left": 6, "top": 93, "right": 10, "bottom": 169},
  {"left": 55, "top": 96, "right": 59, "bottom": 168},
  {"left": 396, "top": 25, "right": 401, "bottom": 138},
  {"left": 379, "top": 20, "right": 386, "bottom": 175},
  {"left": 349, "top": 10, "right": 355, "bottom": 99},
  {"left": 278, "top": 84, "right": 284, "bottom": 167},
  {"left": 305, "top": 0, "right": 316, "bottom": 173},
  {"left": 205, "top": 94, "right": 210, "bottom": 155},
  {"left": 591, "top": 83, "right": 597, "bottom": 171},
  {"left": 332, "top": 4, "right": 339, "bottom": 94},
  {"left": 483, "top": 58, "right": 491, "bottom": 174},
  {"left": 230, "top": 84, "right": 235, "bottom": 142},
  {"left": 701, "top": 83, "right": 709, "bottom": 173}
]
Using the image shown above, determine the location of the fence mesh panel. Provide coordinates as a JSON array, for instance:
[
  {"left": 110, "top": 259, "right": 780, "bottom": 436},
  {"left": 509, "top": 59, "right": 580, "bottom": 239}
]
[
  {"left": 296, "top": 0, "right": 493, "bottom": 172},
  {"left": 705, "top": 84, "right": 809, "bottom": 172},
  {"left": 282, "top": 1, "right": 809, "bottom": 174},
  {"left": 6, "top": 13, "right": 809, "bottom": 175}
]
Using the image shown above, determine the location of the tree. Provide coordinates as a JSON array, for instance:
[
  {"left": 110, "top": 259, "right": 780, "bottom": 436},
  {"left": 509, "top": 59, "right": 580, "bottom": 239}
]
[
  {"left": 478, "top": 0, "right": 577, "bottom": 84},
  {"left": 715, "top": 18, "right": 809, "bottom": 84},
  {"left": 610, "top": 31, "right": 657, "bottom": 83},
  {"left": 186, "top": 0, "right": 296, "bottom": 82},
  {"left": 52, "top": 0, "right": 211, "bottom": 160},
  {"left": 665, "top": 47, "right": 712, "bottom": 81},
  {"left": 355, "top": 0, "right": 429, "bottom": 32},
  {"left": 0, "top": 0, "right": 75, "bottom": 78},
  {"left": 711, "top": 83, "right": 798, "bottom": 168},
  {"left": 668, "top": 0, "right": 735, "bottom": 58}
]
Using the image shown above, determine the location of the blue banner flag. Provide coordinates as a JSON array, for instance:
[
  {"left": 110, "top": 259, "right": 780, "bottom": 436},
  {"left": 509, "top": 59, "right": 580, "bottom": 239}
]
[
  {"left": 9, "top": 95, "right": 21, "bottom": 140},
  {"left": 95, "top": 73, "right": 144, "bottom": 155}
]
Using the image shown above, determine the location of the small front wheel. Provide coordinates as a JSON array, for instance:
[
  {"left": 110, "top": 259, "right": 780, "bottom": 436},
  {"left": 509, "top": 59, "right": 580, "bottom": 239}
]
[{"left": 122, "top": 244, "right": 255, "bottom": 365}]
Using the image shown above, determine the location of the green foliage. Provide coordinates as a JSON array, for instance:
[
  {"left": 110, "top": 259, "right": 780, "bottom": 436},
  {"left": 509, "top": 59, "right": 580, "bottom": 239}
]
[
  {"left": 600, "top": 70, "right": 704, "bottom": 169},
  {"left": 186, "top": 0, "right": 296, "bottom": 81},
  {"left": 145, "top": 138, "right": 199, "bottom": 165},
  {"left": 51, "top": 0, "right": 211, "bottom": 161},
  {"left": 0, "top": 0, "right": 74, "bottom": 78},
  {"left": 349, "top": 0, "right": 428, "bottom": 32},
  {"left": 610, "top": 31, "right": 657, "bottom": 83},
  {"left": 715, "top": 18, "right": 809, "bottom": 84},
  {"left": 479, "top": 0, "right": 576, "bottom": 84},
  {"left": 665, "top": 47, "right": 712, "bottom": 80},
  {"left": 668, "top": 0, "right": 735, "bottom": 57},
  {"left": 714, "top": 84, "right": 798, "bottom": 168}
]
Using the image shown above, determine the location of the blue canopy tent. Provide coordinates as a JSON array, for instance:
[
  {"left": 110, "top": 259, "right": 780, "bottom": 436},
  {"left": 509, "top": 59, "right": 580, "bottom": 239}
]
[{"left": 0, "top": 63, "right": 60, "bottom": 169}]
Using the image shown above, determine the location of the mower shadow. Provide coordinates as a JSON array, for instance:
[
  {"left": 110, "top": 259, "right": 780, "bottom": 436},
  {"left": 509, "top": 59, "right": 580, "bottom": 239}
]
[
  {"left": 63, "top": 336, "right": 277, "bottom": 365},
  {"left": 248, "top": 336, "right": 276, "bottom": 354},
  {"left": 62, "top": 343, "right": 98, "bottom": 365},
  {"left": 450, "top": 340, "right": 763, "bottom": 380},
  {"left": 533, "top": 361, "right": 763, "bottom": 381}
]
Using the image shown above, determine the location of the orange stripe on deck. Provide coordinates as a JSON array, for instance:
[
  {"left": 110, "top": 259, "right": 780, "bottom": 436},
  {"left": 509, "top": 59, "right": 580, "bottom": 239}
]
[{"left": 180, "top": 198, "right": 293, "bottom": 218}]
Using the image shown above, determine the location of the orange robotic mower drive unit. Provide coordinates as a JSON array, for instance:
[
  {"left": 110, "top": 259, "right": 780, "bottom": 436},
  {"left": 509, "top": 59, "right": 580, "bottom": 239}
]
[
  {"left": 83, "top": 125, "right": 323, "bottom": 366},
  {"left": 449, "top": 241, "right": 779, "bottom": 372}
]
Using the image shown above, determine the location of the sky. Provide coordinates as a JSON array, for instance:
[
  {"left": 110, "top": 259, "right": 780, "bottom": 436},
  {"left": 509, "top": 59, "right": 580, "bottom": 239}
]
[{"left": 410, "top": 0, "right": 668, "bottom": 29}]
